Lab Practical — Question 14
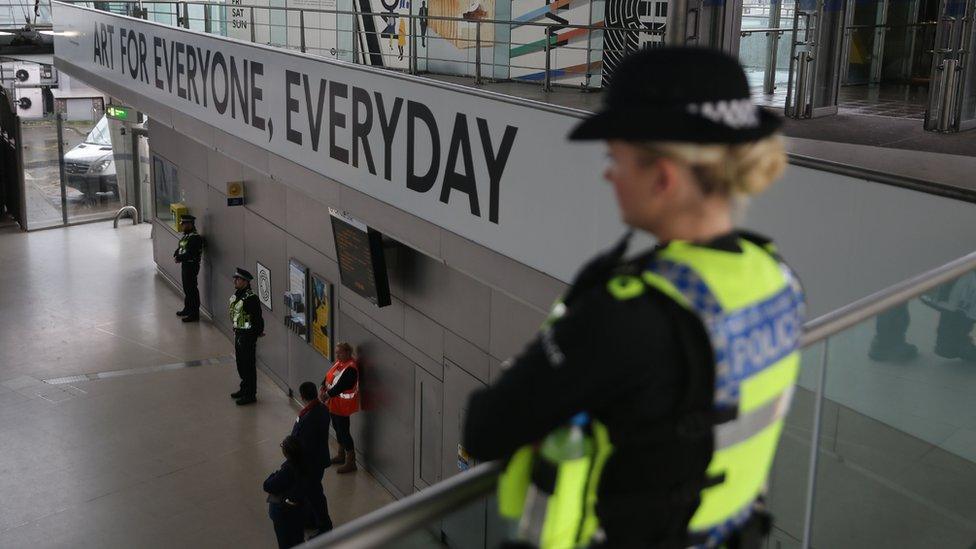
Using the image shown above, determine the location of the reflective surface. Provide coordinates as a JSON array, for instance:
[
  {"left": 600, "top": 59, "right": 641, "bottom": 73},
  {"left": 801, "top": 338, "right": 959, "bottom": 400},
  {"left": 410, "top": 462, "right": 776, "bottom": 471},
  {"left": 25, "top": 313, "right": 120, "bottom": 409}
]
[
  {"left": 0, "top": 221, "right": 396, "bottom": 546},
  {"left": 19, "top": 118, "right": 65, "bottom": 229},
  {"left": 62, "top": 115, "right": 123, "bottom": 223},
  {"left": 811, "top": 274, "right": 976, "bottom": 547}
]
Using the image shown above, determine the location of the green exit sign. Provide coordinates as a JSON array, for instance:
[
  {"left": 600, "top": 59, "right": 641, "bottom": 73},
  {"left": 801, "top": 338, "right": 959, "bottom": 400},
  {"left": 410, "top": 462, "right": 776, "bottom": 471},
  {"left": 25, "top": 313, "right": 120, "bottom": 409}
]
[{"left": 106, "top": 105, "right": 133, "bottom": 121}]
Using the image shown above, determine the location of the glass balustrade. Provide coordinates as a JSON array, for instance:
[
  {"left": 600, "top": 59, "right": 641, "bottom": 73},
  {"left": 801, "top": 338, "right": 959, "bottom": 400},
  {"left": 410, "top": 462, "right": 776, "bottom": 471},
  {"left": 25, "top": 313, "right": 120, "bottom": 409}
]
[{"left": 301, "top": 260, "right": 976, "bottom": 549}]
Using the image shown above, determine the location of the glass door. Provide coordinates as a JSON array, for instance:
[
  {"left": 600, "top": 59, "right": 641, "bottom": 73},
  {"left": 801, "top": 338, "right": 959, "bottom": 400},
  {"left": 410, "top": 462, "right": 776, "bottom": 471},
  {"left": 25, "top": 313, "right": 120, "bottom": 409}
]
[
  {"left": 62, "top": 107, "right": 124, "bottom": 224},
  {"left": 20, "top": 115, "right": 64, "bottom": 230},
  {"left": 687, "top": 0, "right": 745, "bottom": 51},
  {"left": 135, "top": 131, "right": 151, "bottom": 221},
  {"left": 739, "top": 0, "right": 796, "bottom": 106},
  {"left": 787, "top": 0, "right": 849, "bottom": 118},
  {"left": 842, "top": 0, "right": 889, "bottom": 85},
  {"left": 924, "top": 0, "right": 975, "bottom": 131}
]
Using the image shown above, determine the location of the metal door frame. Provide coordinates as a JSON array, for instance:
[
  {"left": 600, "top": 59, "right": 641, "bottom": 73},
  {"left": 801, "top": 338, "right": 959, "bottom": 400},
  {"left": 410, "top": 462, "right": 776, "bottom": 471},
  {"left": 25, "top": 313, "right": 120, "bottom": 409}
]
[
  {"left": 131, "top": 125, "right": 149, "bottom": 223},
  {"left": 788, "top": 0, "right": 847, "bottom": 118},
  {"left": 925, "top": 0, "right": 975, "bottom": 131}
]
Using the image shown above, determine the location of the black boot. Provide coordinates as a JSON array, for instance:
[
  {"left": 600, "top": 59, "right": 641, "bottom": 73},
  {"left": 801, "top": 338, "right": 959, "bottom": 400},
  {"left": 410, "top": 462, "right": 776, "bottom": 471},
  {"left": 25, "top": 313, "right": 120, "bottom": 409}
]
[
  {"left": 176, "top": 310, "right": 188, "bottom": 317},
  {"left": 868, "top": 305, "right": 916, "bottom": 362},
  {"left": 935, "top": 311, "right": 976, "bottom": 362},
  {"left": 868, "top": 338, "right": 918, "bottom": 362}
]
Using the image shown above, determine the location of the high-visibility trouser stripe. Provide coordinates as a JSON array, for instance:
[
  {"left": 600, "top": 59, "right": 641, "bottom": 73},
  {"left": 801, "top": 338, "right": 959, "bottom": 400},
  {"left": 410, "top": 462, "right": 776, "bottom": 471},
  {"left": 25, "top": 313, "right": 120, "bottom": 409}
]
[{"left": 714, "top": 387, "right": 794, "bottom": 450}]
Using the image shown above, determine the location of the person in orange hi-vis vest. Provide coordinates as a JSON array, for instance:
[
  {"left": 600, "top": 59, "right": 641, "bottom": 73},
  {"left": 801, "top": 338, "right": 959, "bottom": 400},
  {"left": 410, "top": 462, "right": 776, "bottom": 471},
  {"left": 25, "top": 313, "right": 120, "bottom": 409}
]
[{"left": 321, "top": 342, "right": 360, "bottom": 474}]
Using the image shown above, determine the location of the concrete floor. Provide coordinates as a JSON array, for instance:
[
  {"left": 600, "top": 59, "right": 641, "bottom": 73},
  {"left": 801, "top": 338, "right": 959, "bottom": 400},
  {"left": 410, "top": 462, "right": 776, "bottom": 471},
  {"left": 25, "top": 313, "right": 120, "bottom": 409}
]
[{"left": 0, "top": 221, "right": 394, "bottom": 548}]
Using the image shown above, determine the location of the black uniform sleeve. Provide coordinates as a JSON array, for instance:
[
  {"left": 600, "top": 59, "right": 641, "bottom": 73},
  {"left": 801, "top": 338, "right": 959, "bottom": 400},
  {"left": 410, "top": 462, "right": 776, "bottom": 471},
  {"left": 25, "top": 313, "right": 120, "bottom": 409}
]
[
  {"left": 263, "top": 462, "right": 296, "bottom": 495},
  {"left": 185, "top": 234, "right": 203, "bottom": 262},
  {"left": 327, "top": 367, "right": 358, "bottom": 397},
  {"left": 245, "top": 294, "right": 265, "bottom": 334},
  {"left": 463, "top": 283, "right": 680, "bottom": 461}
]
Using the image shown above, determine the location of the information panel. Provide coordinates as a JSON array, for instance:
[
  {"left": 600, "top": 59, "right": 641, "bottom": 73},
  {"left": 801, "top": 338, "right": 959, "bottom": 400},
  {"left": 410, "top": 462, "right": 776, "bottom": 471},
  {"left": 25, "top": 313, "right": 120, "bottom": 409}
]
[
  {"left": 310, "top": 273, "right": 333, "bottom": 361},
  {"left": 329, "top": 207, "right": 391, "bottom": 307},
  {"left": 284, "top": 259, "right": 309, "bottom": 339}
]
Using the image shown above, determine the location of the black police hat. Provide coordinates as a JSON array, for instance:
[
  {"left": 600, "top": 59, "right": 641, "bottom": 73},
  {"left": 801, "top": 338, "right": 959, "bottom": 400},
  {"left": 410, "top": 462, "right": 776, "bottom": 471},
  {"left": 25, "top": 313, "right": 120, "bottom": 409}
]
[
  {"left": 233, "top": 268, "right": 254, "bottom": 281},
  {"left": 180, "top": 215, "right": 196, "bottom": 223},
  {"left": 570, "top": 48, "right": 781, "bottom": 144}
]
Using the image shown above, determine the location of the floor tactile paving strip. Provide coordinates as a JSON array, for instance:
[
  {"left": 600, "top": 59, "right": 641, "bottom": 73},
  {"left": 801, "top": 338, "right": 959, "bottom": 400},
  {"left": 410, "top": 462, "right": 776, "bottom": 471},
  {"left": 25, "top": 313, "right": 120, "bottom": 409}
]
[{"left": 43, "top": 355, "right": 236, "bottom": 385}]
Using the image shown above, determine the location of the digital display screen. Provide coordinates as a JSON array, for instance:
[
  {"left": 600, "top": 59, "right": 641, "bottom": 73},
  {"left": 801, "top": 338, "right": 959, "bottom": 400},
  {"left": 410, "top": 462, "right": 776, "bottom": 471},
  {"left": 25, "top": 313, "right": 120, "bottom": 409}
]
[
  {"left": 106, "top": 104, "right": 132, "bottom": 121},
  {"left": 329, "top": 208, "right": 391, "bottom": 308}
]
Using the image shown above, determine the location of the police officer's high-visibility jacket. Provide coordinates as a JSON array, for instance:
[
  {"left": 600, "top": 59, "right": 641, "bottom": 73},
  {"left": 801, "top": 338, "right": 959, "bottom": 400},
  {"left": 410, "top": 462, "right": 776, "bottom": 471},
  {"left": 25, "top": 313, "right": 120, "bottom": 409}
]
[
  {"left": 486, "top": 233, "right": 804, "bottom": 548},
  {"left": 230, "top": 288, "right": 257, "bottom": 330},
  {"left": 174, "top": 231, "right": 203, "bottom": 263}
]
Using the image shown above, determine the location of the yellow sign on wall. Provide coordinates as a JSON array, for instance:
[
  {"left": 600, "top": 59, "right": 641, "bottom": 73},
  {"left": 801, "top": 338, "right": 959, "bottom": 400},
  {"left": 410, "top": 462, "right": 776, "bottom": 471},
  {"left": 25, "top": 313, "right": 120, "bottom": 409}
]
[
  {"left": 226, "top": 181, "right": 244, "bottom": 206},
  {"left": 170, "top": 203, "right": 188, "bottom": 232}
]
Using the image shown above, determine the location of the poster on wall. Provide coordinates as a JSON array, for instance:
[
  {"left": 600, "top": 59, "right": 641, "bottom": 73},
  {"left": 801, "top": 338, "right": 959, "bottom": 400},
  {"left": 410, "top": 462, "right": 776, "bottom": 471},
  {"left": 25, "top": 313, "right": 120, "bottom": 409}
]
[
  {"left": 310, "top": 273, "right": 333, "bottom": 361},
  {"left": 354, "top": 0, "right": 412, "bottom": 69},
  {"left": 256, "top": 261, "right": 273, "bottom": 310},
  {"left": 284, "top": 259, "right": 309, "bottom": 340}
]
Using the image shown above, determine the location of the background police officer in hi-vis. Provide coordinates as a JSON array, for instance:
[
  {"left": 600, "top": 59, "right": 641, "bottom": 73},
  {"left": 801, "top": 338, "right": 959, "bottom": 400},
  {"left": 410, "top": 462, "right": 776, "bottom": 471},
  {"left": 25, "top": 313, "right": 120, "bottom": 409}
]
[
  {"left": 173, "top": 215, "right": 204, "bottom": 322},
  {"left": 229, "top": 268, "right": 264, "bottom": 406},
  {"left": 463, "top": 48, "right": 806, "bottom": 549}
]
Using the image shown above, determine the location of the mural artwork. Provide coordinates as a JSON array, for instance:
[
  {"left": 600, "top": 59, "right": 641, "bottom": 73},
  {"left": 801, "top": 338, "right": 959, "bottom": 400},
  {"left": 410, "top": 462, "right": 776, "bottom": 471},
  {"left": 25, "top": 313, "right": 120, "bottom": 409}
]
[{"left": 603, "top": 0, "right": 667, "bottom": 85}]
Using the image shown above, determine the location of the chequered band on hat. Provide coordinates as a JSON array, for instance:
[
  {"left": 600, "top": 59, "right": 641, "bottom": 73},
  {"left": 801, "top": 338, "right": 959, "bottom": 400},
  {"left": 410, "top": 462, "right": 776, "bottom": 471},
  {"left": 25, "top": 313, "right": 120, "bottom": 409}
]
[{"left": 685, "top": 99, "right": 760, "bottom": 130}]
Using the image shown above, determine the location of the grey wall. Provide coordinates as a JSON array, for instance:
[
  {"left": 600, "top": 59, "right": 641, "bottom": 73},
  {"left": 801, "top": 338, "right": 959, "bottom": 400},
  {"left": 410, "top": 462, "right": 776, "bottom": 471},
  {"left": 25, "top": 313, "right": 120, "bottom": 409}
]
[
  {"left": 744, "top": 166, "right": 976, "bottom": 317},
  {"left": 149, "top": 120, "right": 551, "bottom": 499}
]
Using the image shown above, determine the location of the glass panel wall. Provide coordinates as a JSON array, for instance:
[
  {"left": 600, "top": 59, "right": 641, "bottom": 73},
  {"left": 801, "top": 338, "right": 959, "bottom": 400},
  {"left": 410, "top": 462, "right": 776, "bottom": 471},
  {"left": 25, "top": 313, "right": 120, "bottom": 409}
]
[
  {"left": 811, "top": 273, "right": 976, "bottom": 546},
  {"left": 19, "top": 118, "right": 65, "bottom": 230},
  {"left": 61, "top": 112, "right": 123, "bottom": 223},
  {"left": 152, "top": 154, "right": 183, "bottom": 225}
]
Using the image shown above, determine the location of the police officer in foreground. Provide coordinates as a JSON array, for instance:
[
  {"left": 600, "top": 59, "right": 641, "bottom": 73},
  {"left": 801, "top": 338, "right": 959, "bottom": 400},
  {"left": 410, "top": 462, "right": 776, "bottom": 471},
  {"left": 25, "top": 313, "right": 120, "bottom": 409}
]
[
  {"left": 230, "top": 268, "right": 264, "bottom": 406},
  {"left": 174, "top": 215, "right": 204, "bottom": 322},
  {"left": 463, "top": 48, "right": 806, "bottom": 548}
]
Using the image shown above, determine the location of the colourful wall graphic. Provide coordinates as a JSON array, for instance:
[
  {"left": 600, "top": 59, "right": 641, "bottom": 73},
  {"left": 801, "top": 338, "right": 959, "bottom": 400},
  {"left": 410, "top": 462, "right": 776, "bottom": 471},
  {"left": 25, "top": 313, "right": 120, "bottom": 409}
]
[{"left": 428, "top": 0, "right": 496, "bottom": 48}]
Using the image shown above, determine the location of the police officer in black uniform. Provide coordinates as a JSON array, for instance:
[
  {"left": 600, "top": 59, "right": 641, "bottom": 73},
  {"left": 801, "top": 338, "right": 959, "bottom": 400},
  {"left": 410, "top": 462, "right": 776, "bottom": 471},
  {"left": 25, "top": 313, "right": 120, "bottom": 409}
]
[
  {"left": 174, "top": 215, "right": 204, "bottom": 322},
  {"left": 463, "top": 49, "right": 805, "bottom": 548},
  {"left": 230, "top": 268, "right": 265, "bottom": 406}
]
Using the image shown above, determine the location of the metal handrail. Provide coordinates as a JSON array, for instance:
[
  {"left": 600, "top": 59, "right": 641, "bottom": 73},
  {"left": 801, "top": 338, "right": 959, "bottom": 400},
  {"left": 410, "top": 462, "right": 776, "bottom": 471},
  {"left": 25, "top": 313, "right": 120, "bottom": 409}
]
[
  {"left": 301, "top": 247, "right": 976, "bottom": 548},
  {"left": 786, "top": 153, "right": 976, "bottom": 205}
]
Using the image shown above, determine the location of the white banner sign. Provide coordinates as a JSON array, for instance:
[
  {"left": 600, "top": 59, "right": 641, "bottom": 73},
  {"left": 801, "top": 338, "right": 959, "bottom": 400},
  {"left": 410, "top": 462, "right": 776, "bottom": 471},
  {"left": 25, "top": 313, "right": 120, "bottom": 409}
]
[{"left": 53, "top": 2, "right": 624, "bottom": 282}]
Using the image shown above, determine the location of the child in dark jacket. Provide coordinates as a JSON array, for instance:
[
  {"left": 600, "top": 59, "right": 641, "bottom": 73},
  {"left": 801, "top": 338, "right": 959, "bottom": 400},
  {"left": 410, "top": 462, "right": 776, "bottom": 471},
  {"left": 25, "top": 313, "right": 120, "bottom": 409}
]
[{"left": 264, "top": 436, "right": 307, "bottom": 549}]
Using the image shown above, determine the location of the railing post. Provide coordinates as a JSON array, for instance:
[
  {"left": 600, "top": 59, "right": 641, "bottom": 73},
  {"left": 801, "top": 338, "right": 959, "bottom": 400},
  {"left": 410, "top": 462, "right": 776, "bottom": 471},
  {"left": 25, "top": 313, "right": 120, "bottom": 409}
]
[
  {"left": 353, "top": 15, "right": 360, "bottom": 64},
  {"left": 55, "top": 112, "right": 68, "bottom": 226},
  {"left": 475, "top": 21, "right": 482, "bottom": 84},
  {"left": 937, "top": 57, "right": 959, "bottom": 132},
  {"left": 409, "top": 14, "right": 417, "bottom": 74},
  {"left": 666, "top": 0, "right": 690, "bottom": 45},
  {"left": 543, "top": 25, "right": 552, "bottom": 92},
  {"left": 300, "top": 10, "right": 307, "bottom": 53},
  {"left": 204, "top": 4, "right": 212, "bottom": 33},
  {"left": 174, "top": 2, "right": 180, "bottom": 26},
  {"left": 249, "top": 6, "right": 256, "bottom": 43}
]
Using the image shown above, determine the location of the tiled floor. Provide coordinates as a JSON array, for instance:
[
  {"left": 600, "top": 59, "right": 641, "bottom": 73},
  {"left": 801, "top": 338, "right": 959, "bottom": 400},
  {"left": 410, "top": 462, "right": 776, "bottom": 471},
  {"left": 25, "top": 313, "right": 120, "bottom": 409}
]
[{"left": 0, "top": 221, "right": 394, "bottom": 548}]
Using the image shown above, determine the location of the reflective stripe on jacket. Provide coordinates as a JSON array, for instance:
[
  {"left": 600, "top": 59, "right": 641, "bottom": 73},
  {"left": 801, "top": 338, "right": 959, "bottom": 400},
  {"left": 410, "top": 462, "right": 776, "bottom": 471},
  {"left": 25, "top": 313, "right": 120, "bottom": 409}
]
[
  {"left": 229, "top": 289, "right": 255, "bottom": 330},
  {"left": 325, "top": 359, "right": 360, "bottom": 416}
]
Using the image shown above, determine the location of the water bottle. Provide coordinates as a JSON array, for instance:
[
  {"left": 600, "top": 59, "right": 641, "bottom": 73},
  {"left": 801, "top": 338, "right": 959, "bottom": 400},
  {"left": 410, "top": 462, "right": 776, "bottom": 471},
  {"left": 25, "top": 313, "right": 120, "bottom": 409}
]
[
  {"left": 516, "top": 412, "right": 592, "bottom": 542},
  {"left": 539, "top": 412, "right": 590, "bottom": 463}
]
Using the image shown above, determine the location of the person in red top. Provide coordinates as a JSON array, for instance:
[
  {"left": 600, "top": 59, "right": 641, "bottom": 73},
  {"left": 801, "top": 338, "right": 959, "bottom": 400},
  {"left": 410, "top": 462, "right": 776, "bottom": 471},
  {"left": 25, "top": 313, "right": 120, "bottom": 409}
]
[{"left": 321, "top": 342, "right": 360, "bottom": 474}]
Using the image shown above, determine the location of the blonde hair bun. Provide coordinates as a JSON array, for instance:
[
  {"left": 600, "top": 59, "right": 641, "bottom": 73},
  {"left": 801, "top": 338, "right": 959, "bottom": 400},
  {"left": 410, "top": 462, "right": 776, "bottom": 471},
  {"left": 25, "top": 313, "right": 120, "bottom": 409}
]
[{"left": 640, "top": 135, "right": 787, "bottom": 197}]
